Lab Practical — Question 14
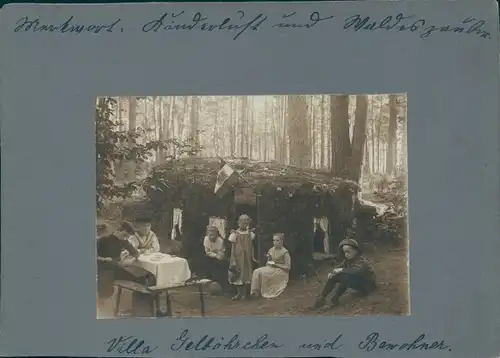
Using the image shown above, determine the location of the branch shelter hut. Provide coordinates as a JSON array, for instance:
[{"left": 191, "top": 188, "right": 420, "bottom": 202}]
[{"left": 135, "top": 157, "right": 359, "bottom": 278}]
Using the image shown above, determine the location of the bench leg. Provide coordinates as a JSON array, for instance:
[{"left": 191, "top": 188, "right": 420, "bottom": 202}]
[
  {"left": 198, "top": 284, "right": 205, "bottom": 317},
  {"left": 114, "top": 286, "right": 122, "bottom": 317},
  {"left": 165, "top": 291, "right": 172, "bottom": 317}
]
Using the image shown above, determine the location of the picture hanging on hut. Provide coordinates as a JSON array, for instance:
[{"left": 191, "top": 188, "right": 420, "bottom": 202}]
[{"left": 95, "top": 94, "right": 409, "bottom": 319}]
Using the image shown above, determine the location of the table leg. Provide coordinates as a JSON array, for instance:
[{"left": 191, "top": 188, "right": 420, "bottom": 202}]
[
  {"left": 114, "top": 286, "right": 122, "bottom": 317},
  {"left": 198, "top": 284, "right": 205, "bottom": 317},
  {"left": 165, "top": 291, "right": 172, "bottom": 317},
  {"left": 153, "top": 294, "right": 159, "bottom": 317}
]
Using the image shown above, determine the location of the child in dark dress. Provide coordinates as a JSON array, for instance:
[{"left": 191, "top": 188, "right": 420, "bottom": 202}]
[{"left": 311, "top": 238, "right": 376, "bottom": 310}]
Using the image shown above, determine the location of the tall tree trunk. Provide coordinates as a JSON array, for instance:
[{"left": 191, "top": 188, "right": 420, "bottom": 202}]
[
  {"left": 376, "top": 103, "right": 382, "bottom": 173},
  {"left": 249, "top": 97, "right": 254, "bottom": 159},
  {"left": 127, "top": 96, "right": 137, "bottom": 181},
  {"left": 190, "top": 96, "right": 199, "bottom": 144},
  {"left": 271, "top": 98, "right": 278, "bottom": 160},
  {"left": 158, "top": 97, "right": 165, "bottom": 163},
  {"left": 386, "top": 94, "right": 398, "bottom": 175},
  {"left": 235, "top": 97, "right": 240, "bottom": 157},
  {"left": 363, "top": 137, "right": 370, "bottom": 174},
  {"left": 143, "top": 98, "right": 150, "bottom": 141},
  {"left": 349, "top": 95, "right": 368, "bottom": 182},
  {"left": 311, "top": 96, "right": 316, "bottom": 168},
  {"left": 287, "top": 95, "right": 310, "bottom": 167},
  {"left": 320, "top": 95, "right": 325, "bottom": 168},
  {"left": 240, "top": 97, "right": 247, "bottom": 157},
  {"left": 229, "top": 97, "right": 235, "bottom": 156},
  {"left": 401, "top": 102, "right": 408, "bottom": 172},
  {"left": 118, "top": 97, "right": 124, "bottom": 131},
  {"left": 281, "top": 96, "right": 288, "bottom": 164},
  {"left": 371, "top": 105, "right": 376, "bottom": 172},
  {"left": 162, "top": 97, "right": 171, "bottom": 161},
  {"left": 330, "top": 95, "right": 351, "bottom": 178},
  {"left": 263, "top": 97, "right": 268, "bottom": 161},
  {"left": 152, "top": 97, "right": 160, "bottom": 163},
  {"left": 327, "top": 102, "right": 331, "bottom": 170},
  {"left": 275, "top": 97, "right": 281, "bottom": 162},
  {"left": 179, "top": 97, "right": 188, "bottom": 144},
  {"left": 169, "top": 96, "right": 177, "bottom": 158}
]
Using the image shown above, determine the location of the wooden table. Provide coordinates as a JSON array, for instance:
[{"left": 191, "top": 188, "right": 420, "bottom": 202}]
[{"left": 114, "top": 278, "right": 212, "bottom": 317}]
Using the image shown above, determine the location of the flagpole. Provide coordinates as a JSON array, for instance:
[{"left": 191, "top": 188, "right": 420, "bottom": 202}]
[{"left": 215, "top": 158, "right": 261, "bottom": 264}]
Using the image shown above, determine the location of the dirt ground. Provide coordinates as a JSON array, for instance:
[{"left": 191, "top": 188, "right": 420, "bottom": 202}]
[{"left": 98, "top": 245, "right": 409, "bottom": 318}]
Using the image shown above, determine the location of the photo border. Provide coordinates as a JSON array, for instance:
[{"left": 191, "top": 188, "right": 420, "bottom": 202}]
[{"left": 1, "top": 1, "right": 499, "bottom": 357}]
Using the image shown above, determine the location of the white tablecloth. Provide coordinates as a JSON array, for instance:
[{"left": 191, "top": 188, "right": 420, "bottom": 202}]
[{"left": 123, "top": 253, "right": 191, "bottom": 287}]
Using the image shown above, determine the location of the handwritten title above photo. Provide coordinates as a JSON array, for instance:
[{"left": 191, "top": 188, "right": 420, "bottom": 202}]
[{"left": 11, "top": 10, "right": 492, "bottom": 40}]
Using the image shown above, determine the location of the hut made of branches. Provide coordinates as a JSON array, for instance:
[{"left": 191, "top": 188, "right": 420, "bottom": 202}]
[{"left": 140, "top": 157, "right": 359, "bottom": 277}]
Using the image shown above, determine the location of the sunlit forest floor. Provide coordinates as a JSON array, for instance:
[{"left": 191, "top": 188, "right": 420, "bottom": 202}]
[{"left": 98, "top": 245, "right": 408, "bottom": 318}]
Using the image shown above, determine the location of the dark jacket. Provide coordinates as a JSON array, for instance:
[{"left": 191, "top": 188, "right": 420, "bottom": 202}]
[
  {"left": 336, "top": 254, "right": 376, "bottom": 290},
  {"left": 96, "top": 234, "right": 141, "bottom": 298},
  {"left": 97, "top": 234, "right": 139, "bottom": 260}
]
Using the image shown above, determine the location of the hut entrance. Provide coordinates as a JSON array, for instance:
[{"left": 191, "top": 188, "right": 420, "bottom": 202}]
[{"left": 313, "top": 217, "right": 331, "bottom": 254}]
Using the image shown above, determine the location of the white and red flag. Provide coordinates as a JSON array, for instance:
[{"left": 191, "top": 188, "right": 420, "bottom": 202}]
[{"left": 214, "top": 160, "right": 239, "bottom": 197}]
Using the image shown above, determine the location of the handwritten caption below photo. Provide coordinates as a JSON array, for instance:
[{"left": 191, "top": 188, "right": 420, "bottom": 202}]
[{"left": 105, "top": 329, "right": 452, "bottom": 355}]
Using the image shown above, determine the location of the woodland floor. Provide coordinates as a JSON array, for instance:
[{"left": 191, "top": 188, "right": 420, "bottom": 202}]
[{"left": 98, "top": 245, "right": 409, "bottom": 318}]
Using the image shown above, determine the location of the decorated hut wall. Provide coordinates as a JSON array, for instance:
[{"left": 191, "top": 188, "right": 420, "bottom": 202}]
[{"left": 142, "top": 157, "right": 359, "bottom": 278}]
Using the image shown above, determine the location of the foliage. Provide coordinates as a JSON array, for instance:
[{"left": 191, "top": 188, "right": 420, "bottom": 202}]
[
  {"left": 95, "top": 97, "right": 201, "bottom": 212},
  {"left": 374, "top": 175, "right": 408, "bottom": 217},
  {"left": 142, "top": 157, "right": 360, "bottom": 197}
]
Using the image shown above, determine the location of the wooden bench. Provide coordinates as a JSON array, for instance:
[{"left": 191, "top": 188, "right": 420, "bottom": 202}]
[{"left": 113, "top": 278, "right": 212, "bottom": 318}]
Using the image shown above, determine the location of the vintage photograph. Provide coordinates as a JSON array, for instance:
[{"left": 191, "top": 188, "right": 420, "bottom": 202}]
[{"left": 96, "top": 94, "right": 409, "bottom": 318}]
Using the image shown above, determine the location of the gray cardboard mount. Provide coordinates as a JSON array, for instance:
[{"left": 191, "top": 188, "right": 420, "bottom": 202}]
[{"left": 0, "top": 1, "right": 499, "bottom": 357}]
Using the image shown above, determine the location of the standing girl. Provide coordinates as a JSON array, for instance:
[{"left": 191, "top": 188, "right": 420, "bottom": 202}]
[{"left": 228, "top": 214, "right": 256, "bottom": 300}]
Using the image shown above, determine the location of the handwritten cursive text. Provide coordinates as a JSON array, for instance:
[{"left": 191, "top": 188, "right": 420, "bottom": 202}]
[
  {"left": 13, "top": 16, "right": 122, "bottom": 33},
  {"left": 358, "top": 332, "right": 451, "bottom": 352},
  {"left": 170, "top": 329, "right": 283, "bottom": 351},
  {"left": 142, "top": 11, "right": 267, "bottom": 40},
  {"left": 106, "top": 336, "right": 158, "bottom": 355},
  {"left": 272, "top": 11, "right": 334, "bottom": 29},
  {"left": 343, "top": 13, "right": 491, "bottom": 39},
  {"left": 298, "top": 334, "right": 344, "bottom": 351},
  {"left": 11, "top": 10, "right": 491, "bottom": 41}
]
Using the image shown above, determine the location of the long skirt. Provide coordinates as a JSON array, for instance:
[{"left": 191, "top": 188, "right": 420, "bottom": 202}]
[
  {"left": 250, "top": 266, "right": 289, "bottom": 298},
  {"left": 204, "top": 256, "right": 230, "bottom": 291}
]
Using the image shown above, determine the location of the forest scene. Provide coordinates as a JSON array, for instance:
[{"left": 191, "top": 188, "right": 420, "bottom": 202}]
[{"left": 96, "top": 94, "right": 409, "bottom": 318}]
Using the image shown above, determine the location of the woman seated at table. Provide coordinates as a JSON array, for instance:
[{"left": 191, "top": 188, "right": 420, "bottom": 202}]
[
  {"left": 128, "top": 217, "right": 160, "bottom": 255},
  {"left": 250, "top": 233, "right": 291, "bottom": 299},
  {"left": 203, "top": 226, "right": 229, "bottom": 292},
  {"left": 97, "top": 221, "right": 157, "bottom": 316}
]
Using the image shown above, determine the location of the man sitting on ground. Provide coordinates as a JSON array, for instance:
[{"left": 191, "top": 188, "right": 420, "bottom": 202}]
[{"left": 310, "top": 238, "right": 376, "bottom": 311}]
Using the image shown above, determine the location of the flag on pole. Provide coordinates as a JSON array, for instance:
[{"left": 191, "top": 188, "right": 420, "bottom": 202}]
[{"left": 214, "top": 160, "right": 239, "bottom": 197}]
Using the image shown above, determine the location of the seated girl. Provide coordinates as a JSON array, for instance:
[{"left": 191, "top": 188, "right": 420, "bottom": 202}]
[
  {"left": 250, "top": 233, "right": 291, "bottom": 299},
  {"left": 310, "top": 238, "right": 376, "bottom": 310},
  {"left": 203, "top": 226, "right": 229, "bottom": 292}
]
